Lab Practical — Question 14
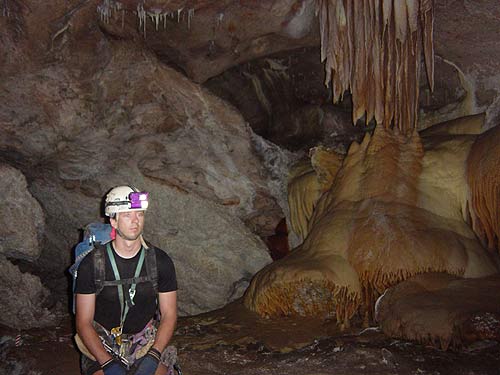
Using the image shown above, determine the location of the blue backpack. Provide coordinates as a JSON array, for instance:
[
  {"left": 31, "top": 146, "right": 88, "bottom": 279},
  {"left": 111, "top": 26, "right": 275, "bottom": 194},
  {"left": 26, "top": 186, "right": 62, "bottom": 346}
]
[{"left": 69, "top": 223, "right": 113, "bottom": 313}]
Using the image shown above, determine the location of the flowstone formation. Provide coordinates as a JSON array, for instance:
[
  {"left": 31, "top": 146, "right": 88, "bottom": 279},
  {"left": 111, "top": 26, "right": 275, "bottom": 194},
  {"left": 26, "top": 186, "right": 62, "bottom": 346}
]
[
  {"left": 244, "top": 115, "right": 500, "bottom": 333},
  {"left": 466, "top": 124, "right": 500, "bottom": 253}
]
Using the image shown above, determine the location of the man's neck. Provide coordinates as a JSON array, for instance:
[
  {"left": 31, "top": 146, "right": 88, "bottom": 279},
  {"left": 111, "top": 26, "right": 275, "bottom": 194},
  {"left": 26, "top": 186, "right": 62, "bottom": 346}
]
[{"left": 112, "top": 237, "right": 142, "bottom": 259}]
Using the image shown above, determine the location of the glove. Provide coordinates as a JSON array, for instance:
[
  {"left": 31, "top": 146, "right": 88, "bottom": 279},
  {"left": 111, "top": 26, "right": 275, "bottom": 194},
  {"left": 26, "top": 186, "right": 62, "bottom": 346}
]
[
  {"left": 101, "top": 358, "right": 127, "bottom": 375},
  {"left": 129, "top": 348, "right": 161, "bottom": 375}
]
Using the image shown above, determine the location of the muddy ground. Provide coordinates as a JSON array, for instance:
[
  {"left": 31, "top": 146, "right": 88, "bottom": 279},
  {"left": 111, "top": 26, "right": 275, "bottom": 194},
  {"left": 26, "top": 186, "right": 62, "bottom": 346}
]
[{"left": 1, "top": 300, "right": 499, "bottom": 375}]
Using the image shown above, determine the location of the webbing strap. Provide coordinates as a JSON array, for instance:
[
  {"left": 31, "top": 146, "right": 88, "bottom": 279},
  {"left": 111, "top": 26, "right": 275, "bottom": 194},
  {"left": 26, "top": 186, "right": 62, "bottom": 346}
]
[
  {"left": 106, "top": 243, "right": 146, "bottom": 329},
  {"left": 100, "top": 276, "right": 150, "bottom": 286},
  {"left": 145, "top": 247, "right": 158, "bottom": 294},
  {"left": 94, "top": 248, "right": 106, "bottom": 295}
]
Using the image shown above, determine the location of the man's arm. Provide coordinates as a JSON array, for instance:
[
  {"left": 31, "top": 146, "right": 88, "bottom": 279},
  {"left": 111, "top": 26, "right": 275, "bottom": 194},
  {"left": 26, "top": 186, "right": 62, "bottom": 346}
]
[
  {"left": 151, "top": 291, "right": 177, "bottom": 353},
  {"left": 75, "top": 293, "right": 113, "bottom": 365}
]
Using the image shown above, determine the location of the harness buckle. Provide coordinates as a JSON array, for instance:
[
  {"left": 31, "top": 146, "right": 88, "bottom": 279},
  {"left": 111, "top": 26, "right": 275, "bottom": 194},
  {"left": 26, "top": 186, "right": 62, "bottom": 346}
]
[
  {"left": 110, "top": 326, "right": 123, "bottom": 346},
  {"left": 129, "top": 287, "right": 136, "bottom": 303}
]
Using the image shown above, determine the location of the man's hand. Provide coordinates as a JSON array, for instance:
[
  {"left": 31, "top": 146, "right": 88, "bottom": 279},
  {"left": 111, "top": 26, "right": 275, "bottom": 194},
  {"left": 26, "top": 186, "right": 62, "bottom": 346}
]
[
  {"left": 129, "top": 348, "right": 161, "bottom": 375},
  {"left": 101, "top": 359, "right": 127, "bottom": 375}
]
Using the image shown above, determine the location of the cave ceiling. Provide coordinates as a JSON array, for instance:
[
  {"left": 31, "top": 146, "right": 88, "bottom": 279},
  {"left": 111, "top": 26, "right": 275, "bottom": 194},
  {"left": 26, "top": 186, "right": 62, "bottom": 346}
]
[
  {"left": 79, "top": 0, "right": 500, "bottom": 147},
  {"left": 3, "top": 1, "right": 500, "bottom": 87},
  {"left": 1, "top": 0, "right": 499, "bottom": 158},
  {"left": 84, "top": 0, "right": 500, "bottom": 88}
]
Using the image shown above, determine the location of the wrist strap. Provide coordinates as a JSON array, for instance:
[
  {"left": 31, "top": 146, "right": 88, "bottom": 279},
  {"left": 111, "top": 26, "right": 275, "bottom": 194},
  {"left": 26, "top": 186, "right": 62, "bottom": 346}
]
[
  {"left": 101, "top": 358, "right": 115, "bottom": 369},
  {"left": 147, "top": 348, "right": 161, "bottom": 362}
]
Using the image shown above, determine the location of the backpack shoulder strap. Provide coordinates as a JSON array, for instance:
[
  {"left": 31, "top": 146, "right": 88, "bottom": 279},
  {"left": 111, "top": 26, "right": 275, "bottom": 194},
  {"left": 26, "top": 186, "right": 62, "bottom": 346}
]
[
  {"left": 93, "top": 244, "right": 106, "bottom": 296},
  {"left": 145, "top": 246, "right": 158, "bottom": 294}
]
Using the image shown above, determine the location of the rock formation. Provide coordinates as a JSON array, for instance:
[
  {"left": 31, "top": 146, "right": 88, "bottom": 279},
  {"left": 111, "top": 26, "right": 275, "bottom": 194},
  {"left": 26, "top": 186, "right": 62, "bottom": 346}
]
[
  {"left": 0, "top": 255, "right": 55, "bottom": 329},
  {"left": 0, "top": 165, "right": 54, "bottom": 329},
  {"left": 375, "top": 272, "right": 500, "bottom": 350},
  {"left": 0, "top": 164, "right": 44, "bottom": 261}
]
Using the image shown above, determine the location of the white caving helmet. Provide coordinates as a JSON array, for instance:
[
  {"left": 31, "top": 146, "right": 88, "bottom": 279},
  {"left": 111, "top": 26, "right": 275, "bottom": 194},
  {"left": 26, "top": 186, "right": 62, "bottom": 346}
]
[
  {"left": 104, "top": 185, "right": 149, "bottom": 217},
  {"left": 105, "top": 185, "right": 150, "bottom": 248}
]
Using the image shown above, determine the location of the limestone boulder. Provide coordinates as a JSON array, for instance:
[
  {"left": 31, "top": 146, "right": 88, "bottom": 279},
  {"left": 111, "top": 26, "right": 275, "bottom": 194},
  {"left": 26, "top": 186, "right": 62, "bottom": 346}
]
[
  {"left": 0, "top": 164, "right": 44, "bottom": 261},
  {"left": 0, "top": 255, "right": 55, "bottom": 329},
  {"left": 144, "top": 181, "right": 272, "bottom": 315}
]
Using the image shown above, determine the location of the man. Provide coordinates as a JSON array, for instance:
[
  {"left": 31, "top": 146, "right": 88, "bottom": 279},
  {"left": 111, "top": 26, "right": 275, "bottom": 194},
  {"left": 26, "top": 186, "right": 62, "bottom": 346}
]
[{"left": 75, "top": 186, "right": 177, "bottom": 375}]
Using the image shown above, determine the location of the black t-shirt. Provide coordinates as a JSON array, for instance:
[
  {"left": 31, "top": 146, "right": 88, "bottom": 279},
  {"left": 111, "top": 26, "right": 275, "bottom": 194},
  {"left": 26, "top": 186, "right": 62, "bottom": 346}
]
[{"left": 75, "top": 243, "right": 177, "bottom": 334}]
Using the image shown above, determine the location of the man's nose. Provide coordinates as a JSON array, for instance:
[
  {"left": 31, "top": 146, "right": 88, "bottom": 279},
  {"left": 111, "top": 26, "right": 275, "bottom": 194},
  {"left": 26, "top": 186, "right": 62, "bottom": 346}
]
[{"left": 131, "top": 212, "right": 139, "bottom": 222}]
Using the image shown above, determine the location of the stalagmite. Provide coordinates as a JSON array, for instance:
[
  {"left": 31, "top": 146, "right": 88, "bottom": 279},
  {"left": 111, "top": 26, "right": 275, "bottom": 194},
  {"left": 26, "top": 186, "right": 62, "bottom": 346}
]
[
  {"left": 287, "top": 159, "right": 323, "bottom": 241},
  {"left": 287, "top": 147, "right": 343, "bottom": 241},
  {"left": 317, "top": 0, "right": 434, "bottom": 133}
]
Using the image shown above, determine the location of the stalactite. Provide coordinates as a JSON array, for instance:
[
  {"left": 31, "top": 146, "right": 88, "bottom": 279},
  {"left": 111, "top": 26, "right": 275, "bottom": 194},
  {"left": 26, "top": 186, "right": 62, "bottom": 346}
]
[
  {"left": 2, "top": 0, "right": 11, "bottom": 17},
  {"left": 137, "top": 2, "right": 147, "bottom": 37},
  {"left": 96, "top": 1, "right": 194, "bottom": 37},
  {"left": 317, "top": 0, "right": 434, "bottom": 133},
  {"left": 149, "top": 8, "right": 161, "bottom": 31},
  {"left": 187, "top": 8, "right": 194, "bottom": 30}
]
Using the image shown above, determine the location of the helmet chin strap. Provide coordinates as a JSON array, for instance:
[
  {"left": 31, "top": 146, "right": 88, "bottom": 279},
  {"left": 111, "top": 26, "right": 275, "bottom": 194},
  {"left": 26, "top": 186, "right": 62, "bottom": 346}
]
[{"left": 140, "top": 235, "right": 149, "bottom": 250}]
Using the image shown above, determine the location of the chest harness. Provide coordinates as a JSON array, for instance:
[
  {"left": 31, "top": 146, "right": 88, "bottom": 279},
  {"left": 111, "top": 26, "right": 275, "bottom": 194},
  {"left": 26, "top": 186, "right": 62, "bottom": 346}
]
[
  {"left": 106, "top": 243, "right": 145, "bottom": 344},
  {"left": 93, "top": 243, "right": 159, "bottom": 367}
]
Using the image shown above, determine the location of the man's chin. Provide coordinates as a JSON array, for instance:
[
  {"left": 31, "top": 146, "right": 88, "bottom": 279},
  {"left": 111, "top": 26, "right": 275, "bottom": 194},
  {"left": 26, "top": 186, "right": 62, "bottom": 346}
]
[{"left": 117, "top": 231, "right": 142, "bottom": 242}]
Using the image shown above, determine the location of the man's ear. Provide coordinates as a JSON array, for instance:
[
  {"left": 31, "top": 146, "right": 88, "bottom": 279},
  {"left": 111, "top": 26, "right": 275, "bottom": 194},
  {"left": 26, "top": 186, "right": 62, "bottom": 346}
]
[{"left": 110, "top": 216, "right": 118, "bottom": 229}]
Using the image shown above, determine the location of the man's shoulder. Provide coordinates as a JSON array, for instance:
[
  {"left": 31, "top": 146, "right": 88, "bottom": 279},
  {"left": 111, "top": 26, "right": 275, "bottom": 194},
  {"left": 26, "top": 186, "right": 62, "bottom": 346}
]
[
  {"left": 149, "top": 246, "right": 175, "bottom": 266},
  {"left": 79, "top": 243, "right": 107, "bottom": 266},
  {"left": 90, "top": 243, "right": 107, "bottom": 259},
  {"left": 150, "top": 245, "right": 171, "bottom": 258}
]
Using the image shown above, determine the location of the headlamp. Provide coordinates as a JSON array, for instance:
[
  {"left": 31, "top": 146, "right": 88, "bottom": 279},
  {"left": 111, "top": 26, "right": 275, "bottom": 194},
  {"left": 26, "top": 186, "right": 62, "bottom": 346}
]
[{"left": 129, "top": 192, "right": 149, "bottom": 209}]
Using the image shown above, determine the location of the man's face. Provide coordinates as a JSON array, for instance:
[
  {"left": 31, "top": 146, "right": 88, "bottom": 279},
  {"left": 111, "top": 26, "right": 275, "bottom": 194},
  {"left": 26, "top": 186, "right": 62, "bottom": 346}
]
[{"left": 111, "top": 210, "right": 145, "bottom": 241}]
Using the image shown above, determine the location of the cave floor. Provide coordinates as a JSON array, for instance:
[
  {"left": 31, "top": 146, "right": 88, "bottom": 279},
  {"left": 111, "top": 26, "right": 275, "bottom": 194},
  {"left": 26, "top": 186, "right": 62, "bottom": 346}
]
[{"left": 1, "top": 300, "right": 499, "bottom": 375}]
